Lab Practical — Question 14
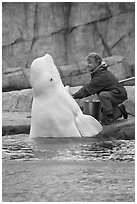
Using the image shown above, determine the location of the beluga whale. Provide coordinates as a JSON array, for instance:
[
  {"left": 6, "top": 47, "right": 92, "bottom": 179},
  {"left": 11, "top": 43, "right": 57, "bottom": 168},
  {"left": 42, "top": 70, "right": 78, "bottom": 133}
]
[{"left": 29, "top": 54, "right": 103, "bottom": 138}]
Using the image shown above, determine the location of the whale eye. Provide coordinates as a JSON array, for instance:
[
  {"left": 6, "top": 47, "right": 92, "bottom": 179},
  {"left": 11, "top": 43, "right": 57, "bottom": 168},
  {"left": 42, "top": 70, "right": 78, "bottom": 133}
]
[{"left": 50, "top": 78, "right": 53, "bottom": 81}]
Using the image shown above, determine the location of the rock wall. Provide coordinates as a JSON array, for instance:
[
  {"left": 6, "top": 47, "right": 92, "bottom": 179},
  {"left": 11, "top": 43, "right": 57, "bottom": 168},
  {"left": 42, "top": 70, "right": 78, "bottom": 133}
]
[
  {"left": 2, "top": 2, "right": 135, "bottom": 68},
  {"left": 2, "top": 2, "right": 135, "bottom": 91},
  {"left": 2, "top": 2, "right": 70, "bottom": 68}
]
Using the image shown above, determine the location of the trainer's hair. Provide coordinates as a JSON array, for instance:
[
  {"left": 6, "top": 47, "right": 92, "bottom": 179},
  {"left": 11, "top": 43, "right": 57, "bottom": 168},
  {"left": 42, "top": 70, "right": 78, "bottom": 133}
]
[{"left": 86, "top": 53, "right": 102, "bottom": 65}]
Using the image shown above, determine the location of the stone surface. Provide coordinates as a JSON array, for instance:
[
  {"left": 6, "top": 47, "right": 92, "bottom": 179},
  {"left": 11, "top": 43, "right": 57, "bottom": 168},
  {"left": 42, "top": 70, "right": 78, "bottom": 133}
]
[
  {"left": 2, "top": 112, "right": 31, "bottom": 136},
  {"left": 123, "top": 86, "right": 135, "bottom": 116},
  {"left": 2, "top": 85, "right": 135, "bottom": 116},
  {"left": 2, "top": 55, "right": 132, "bottom": 91},
  {"left": 2, "top": 2, "right": 68, "bottom": 68},
  {"left": 2, "top": 67, "right": 31, "bottom": 91},
  {"left": 2, "top": 85, "right": 135, "bottom": 114},
  {"left": 2, "top": 89, "right": 33, "bottom": 112},
  {"left": 2, "top": 85, "right": 135, "bottom": 138},
  {"left": 2, "top": 2, "right": 134, "bottom": 75},
  {"left": 2, "top": 110, "right": 135, "bottom": 139}
]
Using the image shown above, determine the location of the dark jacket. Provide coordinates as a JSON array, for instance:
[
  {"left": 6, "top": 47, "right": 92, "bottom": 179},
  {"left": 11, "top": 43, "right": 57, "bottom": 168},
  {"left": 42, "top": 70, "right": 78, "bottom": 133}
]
[{"left": 73, "top": 65, "right": 127, "bottom": 101}]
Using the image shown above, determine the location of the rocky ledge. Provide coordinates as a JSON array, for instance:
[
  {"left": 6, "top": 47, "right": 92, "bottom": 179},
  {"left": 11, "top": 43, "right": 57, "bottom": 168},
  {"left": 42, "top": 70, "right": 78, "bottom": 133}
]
[{"left": 2, "top": 86, "right": 135, "bottom": 140}]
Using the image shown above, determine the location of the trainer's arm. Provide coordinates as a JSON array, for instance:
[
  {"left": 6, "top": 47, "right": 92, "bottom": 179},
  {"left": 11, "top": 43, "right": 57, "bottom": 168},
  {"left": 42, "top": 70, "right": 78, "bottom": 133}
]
[{"left": 72, "top": 86, "right": 90, "bottom": 99}]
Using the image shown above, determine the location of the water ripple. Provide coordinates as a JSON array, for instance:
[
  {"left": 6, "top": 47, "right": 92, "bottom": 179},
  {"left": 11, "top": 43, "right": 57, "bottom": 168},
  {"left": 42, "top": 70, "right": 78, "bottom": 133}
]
[{"left": 2, "top": 134, "right": 135, "bottom": 162}]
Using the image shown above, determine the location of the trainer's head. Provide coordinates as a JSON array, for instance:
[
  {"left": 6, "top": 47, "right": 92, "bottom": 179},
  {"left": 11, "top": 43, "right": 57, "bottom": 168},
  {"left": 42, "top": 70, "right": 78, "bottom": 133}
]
[{"left": 86, "top": 53, "right": 102, "bottom": 72}]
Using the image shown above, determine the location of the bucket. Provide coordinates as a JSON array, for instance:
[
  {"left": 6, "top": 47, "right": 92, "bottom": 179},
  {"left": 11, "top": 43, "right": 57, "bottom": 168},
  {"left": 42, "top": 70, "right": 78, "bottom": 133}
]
[{"left": 83, "top": 96, "right": 101, "bottom": 121}]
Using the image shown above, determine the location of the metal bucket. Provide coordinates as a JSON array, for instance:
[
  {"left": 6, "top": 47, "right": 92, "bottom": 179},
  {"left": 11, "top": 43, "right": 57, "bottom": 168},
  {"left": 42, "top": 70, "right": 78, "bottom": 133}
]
[{"left": 83, "top": 99, "right": 101, "bottom": 121}]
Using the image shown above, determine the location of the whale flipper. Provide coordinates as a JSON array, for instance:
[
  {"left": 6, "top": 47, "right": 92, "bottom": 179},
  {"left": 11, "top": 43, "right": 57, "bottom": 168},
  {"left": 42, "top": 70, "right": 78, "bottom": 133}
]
[{"left": 75, "top": 113, "right": 103, "bottom": 137}]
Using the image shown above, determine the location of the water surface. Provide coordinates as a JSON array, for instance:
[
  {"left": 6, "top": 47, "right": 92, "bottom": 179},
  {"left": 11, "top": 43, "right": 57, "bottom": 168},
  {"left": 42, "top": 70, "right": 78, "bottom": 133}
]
[
  {"left": 2, "top": 134, "right": 135, "bottom": 162},
  {"left": 2, "top": 134, "right": 135, "bottom": 202}
]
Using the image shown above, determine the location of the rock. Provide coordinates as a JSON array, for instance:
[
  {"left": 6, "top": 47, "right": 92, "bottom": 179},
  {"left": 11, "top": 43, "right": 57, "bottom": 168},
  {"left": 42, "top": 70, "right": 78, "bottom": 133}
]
[
  {"left": 2, "top": 55, "right": 133, "bottom": 91},
  {"left": 67, "top": 3, "right": 134, "bottom": 68},
  {"left": 69, "top": 2, "right": 111, "bottom": 27},
  {"left": 107, "top": 2, "right": 135, "bottom": 15},
  {"left": 2, "top": 2, "right": 134, "bottom": 71},
  {"left": 2, "top": 2, "right": 68, "bottom": 68},
  {"left": 105, "top": 56, "right": 132, "bottom": 81},
  {"left": 2, "top": 67, "right": 31, "bottom": 91},
  {"left": 2, "top": 85, "right": 135, "bottom": 138},
  {"left": 2, "top": 89, "right": 33, "bottom": 112},
  {"left": 2, "top": 85, "right": 135, "bottom": 115},
  {"left": 96, "top": 116, "right": 135, "bottom": 140},
  {"left": 67, "top": 23, "right": 105, "bottom": 64},
  {"left": 69, "top": 2, "right": 134, "bottom": 27},
  {"left": 96, "top": 11, "right": 135, "bottom": 65},
  {"left": 2, "top": 112, "right": 31, "bottom": 136},
  {"left": 123, "top": 86, "right": 135, "bottom": 116},
  {"left": 2, "top": 3, "right": 35, "bottom": 46},
  {"left": 104, "top": 55, "right": 123, "bottom": 65},
  {"left": 2, "top": 110, "right": 135, "bottom": 139}
]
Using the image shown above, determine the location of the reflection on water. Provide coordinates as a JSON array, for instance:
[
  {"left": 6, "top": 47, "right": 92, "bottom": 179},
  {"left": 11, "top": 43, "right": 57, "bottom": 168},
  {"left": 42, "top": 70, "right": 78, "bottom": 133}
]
[{"left": 2, "top": 134, "right": 135, "bottom": 162}]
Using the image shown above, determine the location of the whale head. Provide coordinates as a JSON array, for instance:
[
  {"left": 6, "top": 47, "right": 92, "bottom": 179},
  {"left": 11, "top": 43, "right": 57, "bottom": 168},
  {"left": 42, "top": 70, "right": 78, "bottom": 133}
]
[{"left": 30, "top": 54, "right": 62, "bottom": 96}]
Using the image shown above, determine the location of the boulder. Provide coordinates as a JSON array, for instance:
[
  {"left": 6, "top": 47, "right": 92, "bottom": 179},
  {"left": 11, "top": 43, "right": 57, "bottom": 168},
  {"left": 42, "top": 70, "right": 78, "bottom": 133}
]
[
  {"left": 2, "top": 89, "right": 33, "bottom": 112},
  {"left": 123, "top": 86, "right": 135, "bottom": 116}
]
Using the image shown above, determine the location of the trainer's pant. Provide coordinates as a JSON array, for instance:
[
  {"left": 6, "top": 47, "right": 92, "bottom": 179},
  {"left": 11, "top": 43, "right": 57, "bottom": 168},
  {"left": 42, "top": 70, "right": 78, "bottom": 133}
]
[{"left": 98, "top": 91, "right": 123, "bottom": 121}]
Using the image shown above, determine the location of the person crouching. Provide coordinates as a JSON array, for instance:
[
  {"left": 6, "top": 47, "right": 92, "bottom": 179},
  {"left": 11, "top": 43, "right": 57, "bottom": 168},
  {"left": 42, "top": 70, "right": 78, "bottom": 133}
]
[{"left": 72, "top": 53, "right": 128, "bottom": 125}]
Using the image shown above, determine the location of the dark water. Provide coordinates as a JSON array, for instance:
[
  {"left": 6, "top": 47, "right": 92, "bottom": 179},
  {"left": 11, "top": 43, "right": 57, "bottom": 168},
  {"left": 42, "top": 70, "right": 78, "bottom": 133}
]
[{"left": 2, "top": 134, "right": 135, "bottom": 202}]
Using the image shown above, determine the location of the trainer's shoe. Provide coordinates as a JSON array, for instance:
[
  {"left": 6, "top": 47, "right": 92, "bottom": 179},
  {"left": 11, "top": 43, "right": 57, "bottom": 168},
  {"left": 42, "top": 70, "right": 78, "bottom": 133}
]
[
  {"left": 101, "top": 118, "right": 115, "bottom": 125},
  {"left": 100, "top": 114, "right": 114, "bottom": 125},
  {"left": 118, "top": 104, "right": 128, "bottom": 119}
]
